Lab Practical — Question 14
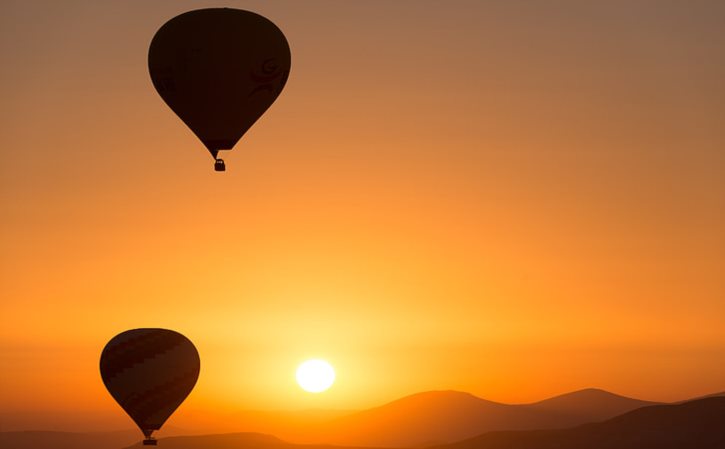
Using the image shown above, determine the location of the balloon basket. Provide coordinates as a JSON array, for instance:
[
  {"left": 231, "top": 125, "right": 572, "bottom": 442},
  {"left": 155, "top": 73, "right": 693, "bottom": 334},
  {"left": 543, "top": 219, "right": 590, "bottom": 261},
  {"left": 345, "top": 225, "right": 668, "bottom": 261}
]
[
  {"left": 143, "top": 438, "right": 158, "bottom": 446},
  {"left": 214, "top": 159, "right": 226, "bottom": 172}
]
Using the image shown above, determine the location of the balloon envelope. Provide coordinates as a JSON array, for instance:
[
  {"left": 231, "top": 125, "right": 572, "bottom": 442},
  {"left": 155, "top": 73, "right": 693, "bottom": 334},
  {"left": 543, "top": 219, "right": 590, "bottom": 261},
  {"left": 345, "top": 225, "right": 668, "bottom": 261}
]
[
  {"left": 148, "top": 8, "right": 291, "bottom": 160},
  {"left": 100, "top": 328, "right": 200, "bottom": 441}
]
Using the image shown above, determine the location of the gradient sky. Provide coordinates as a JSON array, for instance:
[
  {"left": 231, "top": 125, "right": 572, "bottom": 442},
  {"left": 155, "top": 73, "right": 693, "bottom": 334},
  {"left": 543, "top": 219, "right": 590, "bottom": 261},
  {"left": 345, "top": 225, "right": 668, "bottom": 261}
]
[{"left": 1, "top": 0, "right": 724, "bottom": 432}]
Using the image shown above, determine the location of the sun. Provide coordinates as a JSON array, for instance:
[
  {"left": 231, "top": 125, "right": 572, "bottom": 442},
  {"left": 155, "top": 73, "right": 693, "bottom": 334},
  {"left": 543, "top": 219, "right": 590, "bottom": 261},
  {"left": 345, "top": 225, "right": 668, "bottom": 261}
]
[{"left": 296, "top": 359, "right": 336, "bottom": 393}]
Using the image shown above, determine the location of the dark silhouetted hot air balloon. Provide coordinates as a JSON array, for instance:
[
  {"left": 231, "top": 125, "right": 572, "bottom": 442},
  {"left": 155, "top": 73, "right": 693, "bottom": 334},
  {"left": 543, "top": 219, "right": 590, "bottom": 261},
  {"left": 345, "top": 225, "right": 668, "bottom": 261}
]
[
  {"left": 100, "top": 328, "right": 200, "bottom": 446},
  {"left": 148, "top": 8, "right": 291, "bottom": 172}
]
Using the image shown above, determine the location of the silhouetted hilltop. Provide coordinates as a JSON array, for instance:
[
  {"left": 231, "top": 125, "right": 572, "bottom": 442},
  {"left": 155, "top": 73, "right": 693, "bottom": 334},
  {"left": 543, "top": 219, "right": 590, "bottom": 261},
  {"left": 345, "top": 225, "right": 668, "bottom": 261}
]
[
  {"left": 675, "top": 390, "right": 725, "bottom": 402},
  {"left": 319, "top": 390, "right": 529, "bottom": 446},
  {"left": 175, "top": 408, "right": 354, "bottom": 440},
  {"left": 439, "top": 396, "right": 725, "bottom": 449},
  {"left": 524, "top": 388, "right": 657, "bottom": 423},
  {"left": 0, "top": 430, "right": 140, "bottom": 449},
  {"left": 122, "top": 432, "right": 307, "bottom": 449}
]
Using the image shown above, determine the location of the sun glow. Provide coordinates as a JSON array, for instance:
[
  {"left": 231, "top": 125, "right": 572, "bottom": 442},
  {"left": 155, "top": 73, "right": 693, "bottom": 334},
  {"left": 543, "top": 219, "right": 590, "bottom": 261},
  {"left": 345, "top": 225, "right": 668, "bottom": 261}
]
[{"left": 296, "top": 359, "right": 336, "bottom": 393}]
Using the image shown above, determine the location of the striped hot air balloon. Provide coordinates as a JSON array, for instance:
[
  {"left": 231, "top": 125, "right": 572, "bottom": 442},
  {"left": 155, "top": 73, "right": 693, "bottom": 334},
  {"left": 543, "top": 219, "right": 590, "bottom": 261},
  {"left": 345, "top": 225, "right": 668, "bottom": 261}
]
[{"left": 100, "top": 328, "right": 200, "bottom": 446}]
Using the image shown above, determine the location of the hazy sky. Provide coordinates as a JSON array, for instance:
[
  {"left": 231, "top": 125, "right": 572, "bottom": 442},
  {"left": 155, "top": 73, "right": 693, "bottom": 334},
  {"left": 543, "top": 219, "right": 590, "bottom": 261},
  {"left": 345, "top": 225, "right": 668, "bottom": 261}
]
[{"left": 1, "top": 0, "right": 724, "bottom": 431}]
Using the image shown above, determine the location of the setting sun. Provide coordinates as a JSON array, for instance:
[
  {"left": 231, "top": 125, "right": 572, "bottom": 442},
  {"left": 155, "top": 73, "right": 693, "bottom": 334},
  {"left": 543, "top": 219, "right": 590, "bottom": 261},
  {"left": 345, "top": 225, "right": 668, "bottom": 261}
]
[
  {"left": 2, "top": 2, "right": 725, "bottom": 448},
  {"left": 296, "top": 359, "right": 336, "bottom": 393}
]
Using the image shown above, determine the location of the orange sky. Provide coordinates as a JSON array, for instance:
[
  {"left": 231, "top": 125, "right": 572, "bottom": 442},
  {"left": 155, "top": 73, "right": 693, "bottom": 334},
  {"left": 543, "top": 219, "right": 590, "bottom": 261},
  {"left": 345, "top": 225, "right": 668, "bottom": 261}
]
[{"left": 1, "top": 0, "right": 724, "bottom": 432}]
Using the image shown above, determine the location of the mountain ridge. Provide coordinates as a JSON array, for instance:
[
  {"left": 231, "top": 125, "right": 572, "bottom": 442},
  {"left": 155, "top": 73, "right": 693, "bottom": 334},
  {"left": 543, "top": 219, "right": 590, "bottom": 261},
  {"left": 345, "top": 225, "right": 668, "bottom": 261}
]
[
  {"left": 437, "top": 396, "right": 725, "bottom": 449},
  {"left": 311, "top": 388, "right": 657, "bottom": 447},
  {"left": 2, "top": 389, "right": 717, "bottom": 449}
]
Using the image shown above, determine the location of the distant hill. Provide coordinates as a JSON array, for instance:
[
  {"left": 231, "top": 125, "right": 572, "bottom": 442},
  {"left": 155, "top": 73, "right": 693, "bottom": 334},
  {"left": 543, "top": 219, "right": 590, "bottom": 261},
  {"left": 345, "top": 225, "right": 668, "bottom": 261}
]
[
  {"left": 122, "top": 432, "right": 311, "bottom": 449},
  {"left": 317, "top": 390, "right": 529, "bottom": 446},
  {"left": 524, "top": 388, "right": 657, "bottom": 424},
  {"left": 0, "top": 430, "right": 140, "bottom": 449},
  {"left": 314, "top": 389, "right": 655, "bottom": 447},
  {"left": 438, "top": 396, "right": 725, "bottom": 449},
  {"left": 675, "top": 390, "right": 725, "bottom": 402},
  {"left": 172, "top": 408, "right": 354, "bottom": 440}
]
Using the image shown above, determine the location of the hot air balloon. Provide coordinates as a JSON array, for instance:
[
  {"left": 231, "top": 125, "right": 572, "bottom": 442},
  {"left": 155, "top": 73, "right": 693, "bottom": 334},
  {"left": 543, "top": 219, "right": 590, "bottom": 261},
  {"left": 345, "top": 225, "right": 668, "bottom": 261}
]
[
  {"left": 100, "top": 328, "right": 200, "bottom": 446},
  {"left": 148, "top": 8, "right": 291, "bottom": 172}
]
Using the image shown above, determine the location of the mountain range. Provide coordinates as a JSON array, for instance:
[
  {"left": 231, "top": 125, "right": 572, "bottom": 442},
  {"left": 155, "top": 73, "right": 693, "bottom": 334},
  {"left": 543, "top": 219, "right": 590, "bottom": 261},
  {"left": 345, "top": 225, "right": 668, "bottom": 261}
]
[
  {"left": 439, "top": 396, "right": 725, "bottom": 449},
  {"left": 305, "top": 388, "right": 656, "bottom": 446},
  {"left": 114, "top": 396, "right": 725, "bottom": 449},
  {"left": 1, "top": 389, "right": 722, "bottom": 449}
]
